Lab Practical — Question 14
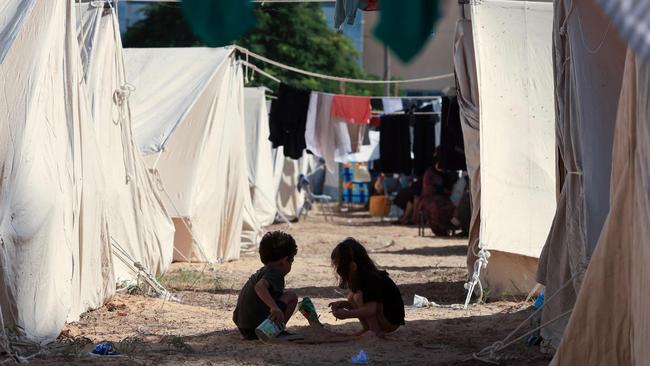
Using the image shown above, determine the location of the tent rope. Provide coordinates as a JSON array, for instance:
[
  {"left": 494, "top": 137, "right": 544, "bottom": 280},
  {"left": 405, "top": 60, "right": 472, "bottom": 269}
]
[
  {"left": 111, "top": 237, "right": 177, "bottom": 301},
  {"left": 471, "top": 272, "right": 581, "bottom": 363},
  {"left": 233, "top": 45, "right": 454, "bottom": 85},
  {"left": 463, "top": 248, "right": 490, "bottom": 308}
]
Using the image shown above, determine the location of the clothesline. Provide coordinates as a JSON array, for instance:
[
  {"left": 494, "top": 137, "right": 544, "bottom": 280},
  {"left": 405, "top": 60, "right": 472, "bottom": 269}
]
[
  {"left": 372, "top": 111, "right": 440, "bottom": 116},
  {"left": 234, "top": 45, "right": 455, "bottom": 85},
  {"left": 239, "top": 59, "right": 445, "bottom": 100}
]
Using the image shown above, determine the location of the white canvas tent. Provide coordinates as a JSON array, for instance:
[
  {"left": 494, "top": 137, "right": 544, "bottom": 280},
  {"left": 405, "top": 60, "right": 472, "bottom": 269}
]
[
  {"left": 244, "top": 87, "right": 279, "bottom": 227},
  {"left": 125, "top": 47, "right": 259, "bottom": 262},
  {"left": 550, "top": 46, "right": 650, "bottom": 366},
  {"left": 76, "top": 2, "right": 175, "bottom": 282},
  {"left": 535, "top": 0, "right": 627, "bottom": 348},
  {"left": 0, "top": 0, "right": 115, "bottom": 344},
  {"left": 466, "top": 0, "right": 556, "bottom": 296}
]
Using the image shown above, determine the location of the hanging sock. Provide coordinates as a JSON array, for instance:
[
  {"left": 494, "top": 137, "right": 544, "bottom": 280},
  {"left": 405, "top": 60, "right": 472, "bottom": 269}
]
[
  {"left": 373, "top": 0, "right": 441, "bottom": 63},
  {"left": 182, "top": 0, "right": 256, "bottom": 47}
]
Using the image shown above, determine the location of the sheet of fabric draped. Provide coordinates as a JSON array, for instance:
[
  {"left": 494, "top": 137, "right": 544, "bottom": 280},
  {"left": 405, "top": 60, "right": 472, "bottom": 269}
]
[
  {"left": 379, "top": 114, "right": 412, "bottom": 175},
  {"left": 269, "top": 83, "right": 311, "bottom": 159},
  {"left": 536, "top": 0, "right": 627, "bottom": 348},
  {"left": 439, "top": 96, "right": 466, "bottom": 172},
  {"left": 453, "top": 18, "right": 482, "bottom": 279},
  {"left": 471, "top": 0, "right": 556, "bottom": 259},
  {"left": 0, "top": 0, "right": 114, "bottom": 344},
  {"left": 551, "top": 48, "right": 650, "bottom": 366}
]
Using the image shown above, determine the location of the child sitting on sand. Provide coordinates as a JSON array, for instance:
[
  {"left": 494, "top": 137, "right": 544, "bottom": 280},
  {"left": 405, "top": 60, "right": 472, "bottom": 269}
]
[
  {"left": 329, "top": 238, "right": 405, "bottom": 336},
  {"left": 233, "top": 231, "right": 298, "bottom": 340}
]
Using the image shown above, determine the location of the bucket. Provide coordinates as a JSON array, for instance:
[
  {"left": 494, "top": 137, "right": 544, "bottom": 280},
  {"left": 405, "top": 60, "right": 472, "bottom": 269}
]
[
  {"left": 298, "top": 297, "right": 321, "bottom": 326},
  {"left": 255, "top": 318, "right": 283, "bottom": 341}
]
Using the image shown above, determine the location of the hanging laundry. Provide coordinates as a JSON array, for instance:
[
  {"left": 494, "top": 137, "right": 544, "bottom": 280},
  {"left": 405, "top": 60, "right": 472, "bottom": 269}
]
[
  {"left": 364, "top": 0, "right": 380, "bottom": 11},
  {"left": 334, "top": 0, "right": 378, "bottom": 30},
  {"left": 379, "top": 114, "right": 412, "bottom": 175},
  {"left": 370, "top": 116, "right": 381, "bottom": 128},
  {"left": 305, "top": 92, "right": 319, "bottom": 155},
  {"left": 439, "top": 96, "right": 466, "bottom": 171},
  {"left": 269, "top": 83, "right": 311, "bottom": 159},
  {"left": 331, "top": 94, "right": 372, "bottom": 124},
  {"left": 304, "top": 93, "right": 349, "bottom": 172},
  {"left": 182, "top": 0, "right": 255, "bottom": 47},
  {"left": 373, "top": 0, "right": 441, "bottom": 63},
  {"left": 334, "top": 0, "right": 360, "bottom": 30},
  {"left": 412, "top": 112, "right": 436, "bottom": 178},
  {"left": 382, "top": 98, "right": 403, "bottom": 113},
  {"left": 346, "top": 123, "right": 367, "bottom": 153},
  {"left": 370, "top": 98, "right": 383, "bottom": 110}
]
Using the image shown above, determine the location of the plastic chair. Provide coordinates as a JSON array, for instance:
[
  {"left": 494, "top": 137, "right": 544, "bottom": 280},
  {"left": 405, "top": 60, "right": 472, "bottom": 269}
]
[{"left": 298, "top": 174, "right": 334, "bottom": 222}]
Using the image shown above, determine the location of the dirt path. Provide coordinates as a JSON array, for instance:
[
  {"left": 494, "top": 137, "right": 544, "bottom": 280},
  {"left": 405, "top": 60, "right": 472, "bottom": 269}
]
[{"left": 31, "top": 213, "right": 550, "bottom": 365}]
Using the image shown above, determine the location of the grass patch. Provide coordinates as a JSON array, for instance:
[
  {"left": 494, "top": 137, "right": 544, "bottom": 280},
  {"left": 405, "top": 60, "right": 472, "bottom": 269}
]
[{"left": 157, "top": 270, "right": 224, "bottom": 292}]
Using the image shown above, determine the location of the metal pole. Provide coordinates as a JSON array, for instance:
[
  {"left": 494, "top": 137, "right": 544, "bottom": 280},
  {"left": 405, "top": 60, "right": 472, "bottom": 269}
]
[{"left": 383, "top": 44, "right": 391, "bottom": 95}]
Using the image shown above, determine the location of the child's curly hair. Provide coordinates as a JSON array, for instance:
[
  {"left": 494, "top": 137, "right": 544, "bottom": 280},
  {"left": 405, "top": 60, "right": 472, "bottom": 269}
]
[{"left": 259, "top": 231, "right": 297, "bottom": 264}]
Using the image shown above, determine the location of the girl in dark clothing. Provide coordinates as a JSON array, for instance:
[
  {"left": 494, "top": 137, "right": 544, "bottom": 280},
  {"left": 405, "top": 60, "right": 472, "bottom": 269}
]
[{"left": 328, "top": 238, "right": 405, "bottom": 337}]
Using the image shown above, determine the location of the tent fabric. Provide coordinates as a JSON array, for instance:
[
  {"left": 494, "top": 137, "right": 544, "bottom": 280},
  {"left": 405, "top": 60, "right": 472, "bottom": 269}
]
[
  {"left": 550, "top": 48, "right": 650, "bottom": 366},
  {"left": 127, "top": 47, "right": 234, "bottom": 154},
  {"left": 536, "top": 0, "right": 627, "bottom": 347},
  {"left": 126, "top": 48, "right": 253, "bottom": 262},
  {"left": 273, "top": 148, "right": 305, "bottom": 220},
  {"left": 0, "top": 0, "right": 114, "bottom": 344},
  {"left": 453, "top": 19, "right": 481, "bottom": 278},
  {"left": 471, "top": 0, "right": 556, "bottom": 259},
  {"left": 244, "top": 87, "right": 278, "bottom": 227},
  {"left": 0, "top": 0, "right": 36, "bottom": 63},
  {"left": 77, "top": 4, "right": 175, "bottom": 281}
]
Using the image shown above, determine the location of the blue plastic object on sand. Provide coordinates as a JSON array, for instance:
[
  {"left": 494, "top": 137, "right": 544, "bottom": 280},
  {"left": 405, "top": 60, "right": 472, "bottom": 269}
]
[
  {"left": 92, "top": 342, "right": 119, "bottom": 356},
  {"left": 351, "top": 350, "right": 369, "bottom": 364}
]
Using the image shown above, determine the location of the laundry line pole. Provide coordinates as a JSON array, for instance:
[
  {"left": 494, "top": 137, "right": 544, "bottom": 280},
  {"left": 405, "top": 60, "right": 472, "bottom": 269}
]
[{"left": 383, "top": 44, "right": 391, "bottom": 96}]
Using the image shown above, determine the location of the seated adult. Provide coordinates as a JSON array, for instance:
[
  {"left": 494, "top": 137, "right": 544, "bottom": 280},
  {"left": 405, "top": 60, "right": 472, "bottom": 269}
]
[
  {"left": 414, "top": 166, "right": 456, "bottom": 236},
  {"left": 393, "top": 178, "right": 422, "bottom": 225}
]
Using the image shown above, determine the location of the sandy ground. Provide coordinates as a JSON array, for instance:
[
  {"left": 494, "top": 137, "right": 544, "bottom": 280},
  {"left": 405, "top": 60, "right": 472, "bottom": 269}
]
[{"left": 28, "top": 211, "right": 551, "bottom": 365}]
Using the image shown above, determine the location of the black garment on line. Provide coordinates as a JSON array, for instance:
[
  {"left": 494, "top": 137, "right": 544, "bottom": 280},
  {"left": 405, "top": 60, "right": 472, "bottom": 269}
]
[
  {"left": 439, "top": 96, "right": 466, "bottom": 171},
  {"left": 379, "top": 114, "right": 412, "bottom": 175},
  {"left": 269, "top": 83, "right": 311, "bottom": 159},
  {"left": 412, "top": 106, "right": 437, "bottom": 178}
]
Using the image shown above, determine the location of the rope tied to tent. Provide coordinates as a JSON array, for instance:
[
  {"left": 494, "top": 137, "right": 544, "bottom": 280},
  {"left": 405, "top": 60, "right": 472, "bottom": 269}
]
[
  {"left": 463, "top": 248, "right": 490, "bottom": 308},
  {"left": 112, "top": 83, "right": 135, "bottom": 125},
  {"left": 470, "top": 271, "right": 582, "bottom": 364}
]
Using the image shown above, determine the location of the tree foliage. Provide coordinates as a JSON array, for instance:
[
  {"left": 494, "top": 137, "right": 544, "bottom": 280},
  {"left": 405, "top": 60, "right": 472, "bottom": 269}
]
[{"left": 123, "top": 3, "right": 382, "bottom": 95}]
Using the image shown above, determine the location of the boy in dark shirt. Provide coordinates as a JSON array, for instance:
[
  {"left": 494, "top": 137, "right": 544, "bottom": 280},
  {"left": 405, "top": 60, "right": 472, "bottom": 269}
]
[{"left": 233, "top": 231, "right": 298, "bottom": 340}]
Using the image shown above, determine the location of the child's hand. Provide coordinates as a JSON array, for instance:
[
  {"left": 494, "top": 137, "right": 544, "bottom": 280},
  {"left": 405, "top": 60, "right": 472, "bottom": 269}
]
[
  {"left": 269, "top": 307, "right": 285, "bottom": 324},
  {"left": 328, "top": 300, "right": 348, "bottom": 310},
  {"left": 332, "top": 308, "right": 351, "bottom": 320}
]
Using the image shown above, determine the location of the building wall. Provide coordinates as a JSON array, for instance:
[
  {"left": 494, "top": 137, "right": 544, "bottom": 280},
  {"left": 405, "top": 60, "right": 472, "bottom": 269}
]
[{"left": 363, "top": 1, "right": 460, "bottom": 94}]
